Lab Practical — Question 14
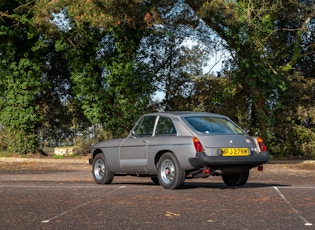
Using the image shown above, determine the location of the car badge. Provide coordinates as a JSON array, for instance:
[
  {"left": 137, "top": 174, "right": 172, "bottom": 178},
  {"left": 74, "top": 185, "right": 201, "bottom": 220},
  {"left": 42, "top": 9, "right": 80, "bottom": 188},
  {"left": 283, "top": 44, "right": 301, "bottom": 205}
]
[{"left": 229, "top": 140, "right": 234, "bottom": 145}]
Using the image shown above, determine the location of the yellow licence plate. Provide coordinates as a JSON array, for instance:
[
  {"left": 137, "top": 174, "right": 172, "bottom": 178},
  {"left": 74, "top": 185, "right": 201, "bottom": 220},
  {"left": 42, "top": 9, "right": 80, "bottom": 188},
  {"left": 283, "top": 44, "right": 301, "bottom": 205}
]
[{"left": 221, "top": 148, "right": 249, "bottom": 156}]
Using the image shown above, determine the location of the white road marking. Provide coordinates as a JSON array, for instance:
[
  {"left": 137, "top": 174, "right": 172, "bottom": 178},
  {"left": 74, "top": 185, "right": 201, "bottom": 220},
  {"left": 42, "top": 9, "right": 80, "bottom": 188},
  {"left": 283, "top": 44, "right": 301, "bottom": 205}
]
[
  {"left": 273, "top": 186, "right": 313, "bottom": 227},
  {"left": 41, "top": 201, "right": 91, "bottom": 223},
  {"left": 41, "top": 186, "right": 125, "bottom": 223},
  {"left": 2, "top": 183, "right": 314, "bottom": 226}
]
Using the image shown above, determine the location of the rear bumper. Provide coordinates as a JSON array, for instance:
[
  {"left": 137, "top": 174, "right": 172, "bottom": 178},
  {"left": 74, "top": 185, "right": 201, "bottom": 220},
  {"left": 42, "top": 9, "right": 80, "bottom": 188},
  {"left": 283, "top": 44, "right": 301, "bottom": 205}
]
[{"left": 189, "top": 151, "right": 269, "bottom": 169}]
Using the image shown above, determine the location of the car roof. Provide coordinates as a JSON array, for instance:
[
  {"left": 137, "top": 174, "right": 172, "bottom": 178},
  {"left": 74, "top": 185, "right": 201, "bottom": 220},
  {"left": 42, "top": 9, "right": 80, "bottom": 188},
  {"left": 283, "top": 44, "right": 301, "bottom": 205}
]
[{"left": 144, "top": 111, "right": 228, "bottom": 119}]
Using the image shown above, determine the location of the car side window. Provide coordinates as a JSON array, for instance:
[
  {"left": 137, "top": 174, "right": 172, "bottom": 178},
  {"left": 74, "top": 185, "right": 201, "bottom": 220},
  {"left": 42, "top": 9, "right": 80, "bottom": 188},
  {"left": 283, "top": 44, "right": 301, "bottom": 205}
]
[
  {"left": 155, "top": 117, "right": 177, "bottom": 135},
  {"left": 134, "top": 116, "right": 156, "bottom": 136}
]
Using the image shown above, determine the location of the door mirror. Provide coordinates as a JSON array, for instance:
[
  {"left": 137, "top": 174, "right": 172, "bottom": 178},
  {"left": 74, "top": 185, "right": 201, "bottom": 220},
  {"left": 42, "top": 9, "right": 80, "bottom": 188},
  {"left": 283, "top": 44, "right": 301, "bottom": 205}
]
[{"left": 130, "top": 130, "right": 136, "bottom": 139}]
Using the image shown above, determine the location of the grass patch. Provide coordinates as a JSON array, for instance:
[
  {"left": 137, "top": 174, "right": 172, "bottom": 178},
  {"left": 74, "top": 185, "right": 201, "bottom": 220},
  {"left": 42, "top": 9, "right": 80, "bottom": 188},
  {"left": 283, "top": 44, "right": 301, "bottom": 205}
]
[
  {"left": 52, "top": 154, "right": 66, "bottom": 159},
  {"left": 52, "top": 153, "right": 80, "bottom": 159},
  {"left": 0, "top": 151, "right": 13, "bottom": 157}
]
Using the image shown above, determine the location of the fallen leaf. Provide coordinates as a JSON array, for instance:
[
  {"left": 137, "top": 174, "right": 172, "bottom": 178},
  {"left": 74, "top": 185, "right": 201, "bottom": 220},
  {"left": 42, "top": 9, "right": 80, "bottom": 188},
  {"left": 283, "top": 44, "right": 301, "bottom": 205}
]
[{"left": 165, "top": 211, "right": 180, "bottom": 217}]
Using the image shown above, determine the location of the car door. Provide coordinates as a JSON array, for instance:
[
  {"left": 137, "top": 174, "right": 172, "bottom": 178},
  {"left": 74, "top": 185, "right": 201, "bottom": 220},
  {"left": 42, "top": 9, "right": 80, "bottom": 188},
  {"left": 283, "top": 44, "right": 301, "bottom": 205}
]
[
  {"left": 144, "top": 116, "right": 178, "bottom": 172},
  {"left": 119, "top": 115, "right": 157, "bottom": 173}
]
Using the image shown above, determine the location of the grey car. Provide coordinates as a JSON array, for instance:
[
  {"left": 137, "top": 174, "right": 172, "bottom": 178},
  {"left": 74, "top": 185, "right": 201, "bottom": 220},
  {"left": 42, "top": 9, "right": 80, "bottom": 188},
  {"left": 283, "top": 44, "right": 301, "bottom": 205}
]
[{"left": 89, "top": 112, "right": 268, "bottom": 189}]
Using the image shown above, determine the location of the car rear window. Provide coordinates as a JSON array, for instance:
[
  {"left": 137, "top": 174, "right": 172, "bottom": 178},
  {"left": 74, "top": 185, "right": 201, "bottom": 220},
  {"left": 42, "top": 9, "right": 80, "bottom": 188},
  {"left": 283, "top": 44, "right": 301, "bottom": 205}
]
[{"left": 183, "top": 116, "right": 244, "bottom": 135}]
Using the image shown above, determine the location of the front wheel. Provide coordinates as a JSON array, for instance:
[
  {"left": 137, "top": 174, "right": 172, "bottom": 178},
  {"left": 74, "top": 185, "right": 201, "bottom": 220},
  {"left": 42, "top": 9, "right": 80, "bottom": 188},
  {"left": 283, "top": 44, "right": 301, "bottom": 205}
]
[
  {"left": 222, "top": 170, "right": 249, "bottom": 186},
  {"left": 92, "top": 154, "right": 114, "bottom": 184},
  {"left": 157, "top": 152, "right": 185, "bottom": 189}
]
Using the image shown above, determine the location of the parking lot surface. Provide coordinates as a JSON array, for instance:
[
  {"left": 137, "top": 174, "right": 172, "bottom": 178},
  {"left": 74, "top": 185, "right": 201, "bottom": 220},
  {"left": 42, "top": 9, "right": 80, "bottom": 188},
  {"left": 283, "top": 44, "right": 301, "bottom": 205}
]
[{"left": 0, "top": 158, "right": 314, "bottom": 229}]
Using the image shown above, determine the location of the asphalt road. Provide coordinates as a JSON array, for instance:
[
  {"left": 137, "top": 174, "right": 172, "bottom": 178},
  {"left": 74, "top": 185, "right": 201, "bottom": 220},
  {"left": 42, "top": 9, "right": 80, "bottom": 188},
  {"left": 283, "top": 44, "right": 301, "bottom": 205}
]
[{"left": 0, "top": 158, "right": 314, "bottom": 230}]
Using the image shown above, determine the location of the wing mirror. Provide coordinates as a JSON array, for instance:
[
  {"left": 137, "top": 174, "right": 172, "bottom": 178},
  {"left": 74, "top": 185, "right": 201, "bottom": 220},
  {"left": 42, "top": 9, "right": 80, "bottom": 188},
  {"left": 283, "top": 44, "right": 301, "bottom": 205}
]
[{"left": 130, "top": 130, "right": 136, "bottom": 139}]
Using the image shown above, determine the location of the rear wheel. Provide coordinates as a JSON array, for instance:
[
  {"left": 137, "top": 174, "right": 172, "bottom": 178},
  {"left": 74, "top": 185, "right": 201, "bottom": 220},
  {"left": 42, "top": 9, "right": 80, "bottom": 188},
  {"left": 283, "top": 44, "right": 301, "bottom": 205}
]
[
  {"left": 222, "top": 170, "right": 249, "bottom": 186},
  {"left": 92, "top": 154, "right": 114, "bottom": 184},
  {"left": 157, "top": 152, "right": 185, "bottom": 189}
]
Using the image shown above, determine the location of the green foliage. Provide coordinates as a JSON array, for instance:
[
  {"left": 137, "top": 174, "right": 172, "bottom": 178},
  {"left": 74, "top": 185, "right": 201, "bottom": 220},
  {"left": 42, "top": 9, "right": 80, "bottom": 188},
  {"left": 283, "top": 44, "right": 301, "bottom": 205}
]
[
  {"left": 187, "top": 0, "right": 315, "bottom": 159},
  {"left": 270, "top": 72, "right": 315, "bottom": 158},
  {"left": 0, "top": 59, "right": 40, "bottom": 152},
  {"left": 0, "top": 0, "right": 93, "bottom": 153},
  {"left": 54, "top": 14, "right": 156, "bottom": 138},
  {"left": 0, "top": 1, "right": 42, "bottom": 153},
  {"left": 0, "top": 0, "right": 315, "bottom": 160}
]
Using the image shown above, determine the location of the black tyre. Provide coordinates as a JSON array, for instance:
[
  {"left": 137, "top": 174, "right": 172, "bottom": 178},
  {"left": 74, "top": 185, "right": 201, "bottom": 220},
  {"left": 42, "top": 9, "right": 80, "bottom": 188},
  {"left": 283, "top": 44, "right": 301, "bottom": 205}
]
[
  {"left": 222, "top": 170, "right": 249, "bottom": 186},
  {"left": 92, "top": 154, "right": 114, "bottom": 184},
  {"left": 157, "top": 152, "right": 185, "bottom": 189}
]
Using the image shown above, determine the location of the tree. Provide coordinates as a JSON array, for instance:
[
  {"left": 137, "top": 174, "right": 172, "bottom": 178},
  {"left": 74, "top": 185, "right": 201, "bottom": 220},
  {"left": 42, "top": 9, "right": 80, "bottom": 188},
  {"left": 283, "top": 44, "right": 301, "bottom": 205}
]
[
  {"left": 188, "top": 1, "right": 283, "bottom": 141},
  {"left": 272, "top": 72, "right": 315, "bottom": 158},
  {"left": 68, "top": 25, "right": 156, "bottom": 138},
  {"left": 33, "top": 0, "right": 179, "bottom": 138},
  {"left": 136, "top": 1, "right": 217, "bottom": 111},
  {"left": 2, "top": 0, "right": 314, "bottom": 158},
  {"left": 0, "top": 1, "right": 93, "bottom": 153},
  {"left": 187, "top": 0, "right": 315, "bottom": 157},
  {"left": 0, "top": 0, "right": 42, "bottom": 153}
]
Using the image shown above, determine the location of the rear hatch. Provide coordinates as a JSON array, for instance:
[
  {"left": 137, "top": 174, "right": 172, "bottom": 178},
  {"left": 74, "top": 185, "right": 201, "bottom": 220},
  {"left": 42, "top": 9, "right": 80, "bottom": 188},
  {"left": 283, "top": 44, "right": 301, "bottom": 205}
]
[{"left": 197, "top": 134, "right": 256, "bottom": 157}]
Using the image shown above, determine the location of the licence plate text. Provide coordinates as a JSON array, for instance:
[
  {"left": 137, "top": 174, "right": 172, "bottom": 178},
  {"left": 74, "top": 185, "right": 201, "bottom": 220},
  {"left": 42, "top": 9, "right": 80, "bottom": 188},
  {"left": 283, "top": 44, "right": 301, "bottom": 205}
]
[{"left": 221, "top": 148, "right": 249, "bottom": 156}]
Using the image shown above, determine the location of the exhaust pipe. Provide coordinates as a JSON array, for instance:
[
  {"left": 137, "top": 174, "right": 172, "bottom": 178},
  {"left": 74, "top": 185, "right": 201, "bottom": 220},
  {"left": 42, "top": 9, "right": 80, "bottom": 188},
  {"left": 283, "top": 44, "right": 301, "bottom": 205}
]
[{"left": 192, "top": 167, "right": 211, "bottom": 178}]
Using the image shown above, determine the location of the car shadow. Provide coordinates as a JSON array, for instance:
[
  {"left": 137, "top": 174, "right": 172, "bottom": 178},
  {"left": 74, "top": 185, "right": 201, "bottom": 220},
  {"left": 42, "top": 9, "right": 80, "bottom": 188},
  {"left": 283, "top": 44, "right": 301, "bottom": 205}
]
[{"left": 111, "top": 180, "right": 289, "bottom": 189}]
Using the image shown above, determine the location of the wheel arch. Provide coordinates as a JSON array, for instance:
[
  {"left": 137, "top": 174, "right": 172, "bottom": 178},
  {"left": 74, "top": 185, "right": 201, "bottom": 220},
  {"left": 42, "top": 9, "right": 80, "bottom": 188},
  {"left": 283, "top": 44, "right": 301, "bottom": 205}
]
[
  {"left": 154, "top": 150, "right": 174, "bottom": 167},
  {"left": 92, "top": 148, "right": 103, "bottom": 159}
]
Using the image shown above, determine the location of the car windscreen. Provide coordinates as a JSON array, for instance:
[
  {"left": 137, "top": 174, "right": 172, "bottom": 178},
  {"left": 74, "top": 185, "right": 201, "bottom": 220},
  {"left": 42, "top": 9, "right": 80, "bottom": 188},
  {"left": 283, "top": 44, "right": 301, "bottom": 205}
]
[{"left": 183, "top": 116, "right": 244, "bottom": 135}]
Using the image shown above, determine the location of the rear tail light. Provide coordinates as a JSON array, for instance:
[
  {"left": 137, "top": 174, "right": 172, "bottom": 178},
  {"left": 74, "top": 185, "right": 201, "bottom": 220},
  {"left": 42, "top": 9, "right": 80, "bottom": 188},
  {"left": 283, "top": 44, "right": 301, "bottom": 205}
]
[
  {"left": 193, "top": 137, "right": 203, "bottom": 152},
  {"left": 257, "top": 137, "right": 267, "bottom": 151}
]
